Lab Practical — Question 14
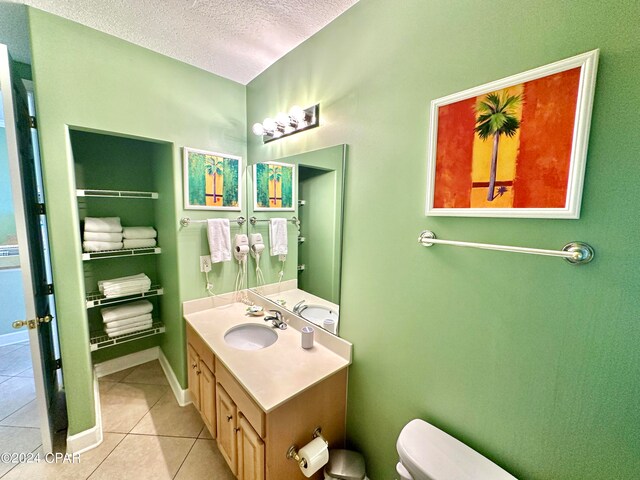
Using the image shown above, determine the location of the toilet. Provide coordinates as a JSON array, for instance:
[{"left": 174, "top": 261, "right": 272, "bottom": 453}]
[{"left": 396, "top": 419, "right": 517, "bottom": 480}]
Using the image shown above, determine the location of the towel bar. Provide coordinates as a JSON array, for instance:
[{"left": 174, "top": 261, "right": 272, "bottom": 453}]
[
  {"left": 180, "top": 216, "right": 245, "bottom": 227},
  {"left": 418, "top": 230, "right": 594, "bottom": 265}
]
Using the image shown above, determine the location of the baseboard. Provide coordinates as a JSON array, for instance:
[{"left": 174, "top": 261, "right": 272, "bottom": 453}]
[
  {"left": 0, "top": 330, "right": 28, "bottom": 346},
  {"left": 158, "top": 350, "right": 191, "bottom": 406},
  {"left": 66, "top": 374, "right": 103, "bottom": 454},
  {"left": 94, "top": 347, "right": 161, "bottom": 378}
]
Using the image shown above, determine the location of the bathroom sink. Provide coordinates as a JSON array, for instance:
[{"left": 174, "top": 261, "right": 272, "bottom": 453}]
[
  {"left": 224, "top": 323, "right": 278, "bottom": 351},
  {"left": 298, "top": 305, "right": 339, "bottom": 328}
]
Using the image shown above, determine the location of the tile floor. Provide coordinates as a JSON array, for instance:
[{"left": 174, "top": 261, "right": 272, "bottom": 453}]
[{"left": 0, "top": 360, "right": 236, "bottom": 479}]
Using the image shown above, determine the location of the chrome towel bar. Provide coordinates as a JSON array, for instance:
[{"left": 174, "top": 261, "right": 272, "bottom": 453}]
[
  {"left": 418, "top": 230, "right": 594, "bottom": 265},
  {"left": 249, "top": 216, "right": 299, "bottom": 225},
  {"left": 180, "top": 216, "right": 245, "bottom": 227}
]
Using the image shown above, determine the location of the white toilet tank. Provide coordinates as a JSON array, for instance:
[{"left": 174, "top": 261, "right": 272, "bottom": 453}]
[{"left": 396, "top": 419, "right": 517, "bottom": 480}]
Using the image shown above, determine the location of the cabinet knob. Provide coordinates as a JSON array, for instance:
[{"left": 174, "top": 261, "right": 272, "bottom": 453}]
[
  {"left": 191, "top": 363, "right": 197, "bottom": 369},
  {"left": 227, "top": 415, "right": 233, "bottom": 422},
  {"left": 234, "top": 427, "right": 241, "bottom": 433},
  {"left": 196, "top": 370, "right": 201, "bottom": 375}
]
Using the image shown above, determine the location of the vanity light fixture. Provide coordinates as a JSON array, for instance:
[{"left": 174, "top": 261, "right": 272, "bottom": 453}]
[{"left": 252, "top": 104, "right": 320, "bottom": 143}]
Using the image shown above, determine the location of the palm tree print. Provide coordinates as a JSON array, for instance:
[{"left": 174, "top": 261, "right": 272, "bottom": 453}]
[
  {"left": 475, "top": 92, "right": 522, "bottom": 201},
  {"left": 268, "top": 165, "right": 282, "bottom": 205},
  {"left": 205, "top": 157, "right": 224, "bottom": 203}
]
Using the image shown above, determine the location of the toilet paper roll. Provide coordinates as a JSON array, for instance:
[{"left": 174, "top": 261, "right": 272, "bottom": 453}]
[{"left": 298, "top": 437, "right": 329, "bottom": 477}]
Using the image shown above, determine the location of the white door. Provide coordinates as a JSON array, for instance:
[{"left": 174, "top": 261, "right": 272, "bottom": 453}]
[{"left": 0, "top": 43, "right": 59, "bottom": 453}]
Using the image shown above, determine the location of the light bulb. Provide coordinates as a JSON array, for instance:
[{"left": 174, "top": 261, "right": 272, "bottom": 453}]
[
  {"left": 284, "top": 125, "right": 295, "bottom": 134},
  {"left": 252, "top": 123, "right": 265, "bottom": 136},
  {"left": 289, "top": 105, "right": 305, "bottom": 122},
  {"left": 272, "top": 130, "right": 283, "bottom": 138},
  {"left": 275, "top": 112, "right": 289, "bottom": 125},
  {"left": 262, "top": 118, "right": 276, "bottom": 131}
]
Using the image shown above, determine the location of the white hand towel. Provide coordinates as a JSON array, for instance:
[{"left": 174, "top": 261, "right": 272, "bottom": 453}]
[
  {"left": 207, "top": 219, "right": 231, "bottom": 263},
  {"left": 105, "top": 319, "right": 153, "bottom": 333},
  {"left": 98, "top": 273, "right": 151, "bottom": 297},
  {"left": 123, "top": 227, "right": 157, "bottom": 239},
  {"left": 123, "top": 239, "right": 157, "bottom": 249},
  {"left": 101, "top": 300, "right": 153, "bottom": 323},
  {"left": 102, "top": 313, "right": 152, "bottom": 329},
  {"left": 268, "top": 218, "right": 288, "bottom": 257},
  {"left": 106, "top": 321, "right": 153, "bottom": 338},
  {"left": 84, "top": 232, "right": 123, "bottom": 242},
  {"left": 83, "top": 241, "right": 123, "bottom": 252},
  {"left": 84, "top": 217, "right": 122, "bottom": 233}
]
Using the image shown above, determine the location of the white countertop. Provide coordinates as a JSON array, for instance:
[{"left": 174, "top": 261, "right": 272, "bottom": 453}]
[{"left": 183, "top": 299, "right": 351, "bottom": 413}]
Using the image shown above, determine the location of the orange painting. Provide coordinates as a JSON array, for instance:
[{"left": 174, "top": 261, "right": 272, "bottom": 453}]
[{"left": 427, "top": 51, "right": 598, "bottom": 218}]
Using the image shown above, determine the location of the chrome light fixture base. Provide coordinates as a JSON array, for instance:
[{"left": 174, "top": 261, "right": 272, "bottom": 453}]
[{"left": 254, "top": 104, "right": 320, "bottom": 144}]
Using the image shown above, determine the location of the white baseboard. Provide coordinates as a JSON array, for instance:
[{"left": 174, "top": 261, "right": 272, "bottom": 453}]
[
  {"left": 158, "top": 350, "right": 191, "bottom": 406},
  {"left": 94, "top": 347, "right": 161, "bottom": 378},
  {"left": 66, "top": 374, "right": 103, "bottom": 454},
  {"left": 69, "top": 346, "right": 189, "bottom": 455},
  {"left": 0, "top": 330, "right": 28, "bottom": 346}
]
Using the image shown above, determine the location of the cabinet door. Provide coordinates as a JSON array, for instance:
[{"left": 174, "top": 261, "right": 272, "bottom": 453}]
[
  {"left": 187, "top": 344, "right": 200, "bottom": 411},
  {"left": 199, "top": 360, "right": 216, "bottom": 438},
  {"left": 216, "top": 384, "right": 238, "bottom": 475},
  {"left": 238, "top": 415, "right": 265, "bottom": 480}
]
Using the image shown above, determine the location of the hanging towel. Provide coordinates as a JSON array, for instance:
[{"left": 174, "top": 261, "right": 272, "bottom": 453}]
[
  {"left": 268, "top": 218, "right": 288, "bottom": 257},
  {"left": 106, "top": 321, "right": 153, "bottom": 338},
  {"left": 98, "top": 273, "right": 151, "bottom": 298},
  {"left": 123, "top": 227, "right": 157, "bottom": 239},
  {"left": 123, "top": 239, "right": 157, "bottom": 249},
  {"left": 83, "top": 241, "right": 123, "bottom": 252},
  {"left": 84, "top": 231, "right": 123, "bottom": 242},
  {"left": 84, "top": 217, "right": 122, "bottom": 233},
  {"left": 102, "top": 313, "right": 152, "bottom": 329},
  {"left": 207, "top": 219, "right": 231, "bottom": 263},
  {"left": 101, "top": 300, "right": 153, "bottom": 323}
]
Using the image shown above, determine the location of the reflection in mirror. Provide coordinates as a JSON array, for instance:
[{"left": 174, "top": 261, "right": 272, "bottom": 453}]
[{"left": 246, "top": 145, "right": 346, "bottom": 336}]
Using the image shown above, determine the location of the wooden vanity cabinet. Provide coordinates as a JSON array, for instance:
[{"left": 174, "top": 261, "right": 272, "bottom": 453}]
[
  {"left": 186, "top": 324, "right": 216, "bottom": 438},
  {"left": 186, "top": 322, "right": 347, "bottom": 480}
]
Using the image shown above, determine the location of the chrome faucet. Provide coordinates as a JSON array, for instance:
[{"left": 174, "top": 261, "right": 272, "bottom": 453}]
[
  {"left": 293, "top": 300, "right": 306, "bottom": 314},
  {"left": 264, "top": 310, "right": 287, "bottom": 330}
]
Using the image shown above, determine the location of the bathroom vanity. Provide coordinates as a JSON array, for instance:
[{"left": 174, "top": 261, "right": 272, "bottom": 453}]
[{"left": 184, "top": 297, "right": 352, "bottom": 480}]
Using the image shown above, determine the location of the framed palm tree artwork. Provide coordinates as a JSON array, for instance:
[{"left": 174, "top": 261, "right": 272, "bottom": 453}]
[
  {"left": 183, "top": 147, "right": 242, "bottom": 210},
  {"left": 426, "top": 49, "right": 599, "bottom": 218},
  {"left": 253, "top": 161, "right": 296, "bottom": 211}
]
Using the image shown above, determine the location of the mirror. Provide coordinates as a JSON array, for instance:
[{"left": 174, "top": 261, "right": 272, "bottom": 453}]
[{"left": 245, "top": 145, "right": 346, "bottom": 335}]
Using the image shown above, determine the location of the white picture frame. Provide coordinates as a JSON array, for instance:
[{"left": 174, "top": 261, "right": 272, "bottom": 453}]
[{"left": 425, "top": 49, "right": 599, "bottom": 219}]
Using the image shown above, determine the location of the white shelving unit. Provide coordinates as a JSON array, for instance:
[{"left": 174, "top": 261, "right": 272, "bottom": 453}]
[
  {"left": 85, "top": 285, "right": 164, "bottom": 308},
  {"left": 89, "top": 321, "right": 166, "bottom": 351},
  {"left": 82, "top": 246, "right": 161, "bottom": 261},
  {"left": 77, "top": 189, "right": 158, "bottom": 199}
]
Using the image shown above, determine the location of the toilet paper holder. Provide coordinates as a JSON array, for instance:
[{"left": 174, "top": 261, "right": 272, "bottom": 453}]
[{"left": 286, "top": 427, "right": 327, "bottom": 467}]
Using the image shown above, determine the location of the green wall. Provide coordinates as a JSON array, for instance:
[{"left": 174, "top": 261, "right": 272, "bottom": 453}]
[
  {"left": 247, "top": 1, "right": 640, "bottom": 478},
  {"left": 28, "top": 8, "right": 246, "bottom": 435}
]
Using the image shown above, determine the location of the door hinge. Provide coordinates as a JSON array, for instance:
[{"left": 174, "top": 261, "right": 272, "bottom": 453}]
[
  {"left": 29, "top": 116, "right": 37, "bottom": 129},
  {"left": 36, "top": 203, "right": 46, "bottom": 215},
  {"left": 55, "top": 358, "right": 62, "bottom": 370},
  {"left": 45, "top": 283, "right": 54, "bottom": 295}
]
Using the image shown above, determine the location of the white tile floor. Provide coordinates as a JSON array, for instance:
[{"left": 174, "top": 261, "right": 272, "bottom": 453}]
[{"left": 0, "top": 360, "right": 236, "bottom": 479}]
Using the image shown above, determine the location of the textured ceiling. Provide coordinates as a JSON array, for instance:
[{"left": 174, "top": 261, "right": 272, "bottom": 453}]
[{"left": 0, "top": 0, "right": 358, "bottom": 84}]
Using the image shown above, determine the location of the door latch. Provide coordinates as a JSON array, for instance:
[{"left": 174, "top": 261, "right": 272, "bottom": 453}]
[{"left": 12, "top": 314, "right": 53, "bottom": 330}]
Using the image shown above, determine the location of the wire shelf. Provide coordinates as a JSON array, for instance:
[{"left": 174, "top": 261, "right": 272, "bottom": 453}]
[
  {"left": 89, "top": 321, "right": 165, "bottom": 351},
  {"left": 86, "top": 286, "right": 164, "bottom": 308},
  {"left": 82, "top": 246, "right": 161, "bottom": 261},
  {"left": 77, "top": 189, "right": 158, "bottom": 199}
]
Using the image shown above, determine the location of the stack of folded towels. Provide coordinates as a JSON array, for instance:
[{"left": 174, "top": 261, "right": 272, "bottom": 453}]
[
  {"left": 98, "top": 273, "right": 151, "bottom": 298},
  {"left": 83, "top": 217, "right": 123, "bottom": 252},
  {"left": 101, "top": 300, "right": 153, "bottom": 338},
  {"left": 123, "top": 226, "right": 157, "bottom": 249}
]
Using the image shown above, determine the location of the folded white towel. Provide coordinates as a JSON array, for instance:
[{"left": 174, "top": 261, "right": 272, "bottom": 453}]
[
  {"left": 102, "top": 313, "right": 152, "bottom": 329},
  {"left": 84, "top": 217, "right": 122, "bottom": 233},
  {"left": 123, "top": 227, "right": 157, "bottom": 239},
  {"left": 268, "top": 218, "right": 288, "bottom": 257},
  {"left": 98, "top": 273, "right": 151, "bottom": 297},
  {"left": 105, "top": 319, "right": 153, "bottom": 333},
  {"left": 207, "top": 219, "right": 231, "bottom": 263},
  {"left": 106, "top": 321, "right": 153, "bottom": 338},
  {"left": 101, "top": 300, "right": 153, "bottom": 323},
  {"left": 83, "top": 241, "right": 123, "bottom": 252},
  {"left": 123, "top": 239, "right": 157, "bottom": 249},
  {"left": 84, "top": 232, "right": 123, "bottom": 242}
]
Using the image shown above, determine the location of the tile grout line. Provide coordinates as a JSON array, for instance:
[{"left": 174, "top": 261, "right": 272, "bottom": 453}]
[
  {"left": 172, "top": 436, "right": 199, "bottom": 480},
  {"left": 85, "top": 433, "right": 128, "bottom": 480}
]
